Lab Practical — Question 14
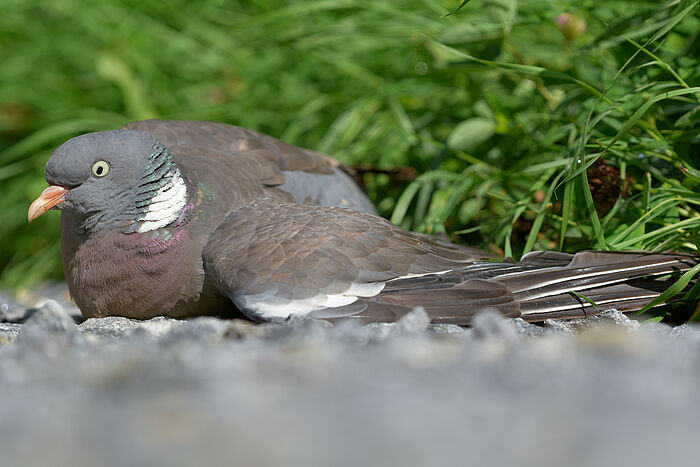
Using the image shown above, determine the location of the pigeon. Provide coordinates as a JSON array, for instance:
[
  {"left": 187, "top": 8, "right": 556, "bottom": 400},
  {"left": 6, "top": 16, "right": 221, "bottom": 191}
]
[{"left": 28, "top": 119, "right": 697, "bottom": 324}]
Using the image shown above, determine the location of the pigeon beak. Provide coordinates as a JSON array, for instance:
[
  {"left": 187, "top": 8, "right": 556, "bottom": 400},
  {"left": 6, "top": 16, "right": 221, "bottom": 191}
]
[{"left": 28, "top": 185, "right": 70, "bottom": 223}]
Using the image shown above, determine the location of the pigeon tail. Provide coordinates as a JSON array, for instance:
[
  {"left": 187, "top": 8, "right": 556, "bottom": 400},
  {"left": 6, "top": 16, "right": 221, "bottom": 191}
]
[
  {"left": 319, "top": 251, "right": 698, "bottom": 325},
  {"left": 500, "top": 251, "right": 697, "bottom": 321}
]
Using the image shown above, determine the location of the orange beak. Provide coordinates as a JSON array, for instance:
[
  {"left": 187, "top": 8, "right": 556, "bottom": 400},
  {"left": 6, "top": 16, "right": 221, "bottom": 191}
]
[{"left": 28, "top": 185, "right": 70, "bottom": 223}]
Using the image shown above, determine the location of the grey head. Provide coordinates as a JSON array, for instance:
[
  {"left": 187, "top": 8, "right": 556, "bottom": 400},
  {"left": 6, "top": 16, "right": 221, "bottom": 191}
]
[{"left": 29, "top": 129, "right": 189, "bottom": 234}]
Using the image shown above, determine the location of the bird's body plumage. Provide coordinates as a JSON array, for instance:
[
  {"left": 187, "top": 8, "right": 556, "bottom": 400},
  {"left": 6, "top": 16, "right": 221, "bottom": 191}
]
[
  {"left": 30, "top": 119, "right": 698, "bottom": 324},
  {"left": 59, "top": 120, "right": 374, "bottom": 319}
]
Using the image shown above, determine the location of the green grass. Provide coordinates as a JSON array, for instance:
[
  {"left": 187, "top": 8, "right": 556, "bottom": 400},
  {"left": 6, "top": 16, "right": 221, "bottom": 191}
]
[{"left": 1, "top": 0, "right": 699, "bottom": 309}]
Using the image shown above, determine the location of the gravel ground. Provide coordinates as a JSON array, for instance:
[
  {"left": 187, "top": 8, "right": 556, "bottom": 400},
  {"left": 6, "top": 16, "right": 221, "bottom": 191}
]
[{"left": 2, "top": 284, "right": 700, "bottom": 467}]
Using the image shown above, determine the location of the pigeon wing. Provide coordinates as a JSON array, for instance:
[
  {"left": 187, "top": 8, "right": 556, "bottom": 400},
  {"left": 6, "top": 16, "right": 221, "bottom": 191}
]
[
  {"left": 122, "top": 119, "right": 375, "bottom": 212},
  {"left": 202, "top": 201, "right": 698, "bottom": 324},
  {"left": 202, "top": 200, "right": 491, "bottom": 322}
]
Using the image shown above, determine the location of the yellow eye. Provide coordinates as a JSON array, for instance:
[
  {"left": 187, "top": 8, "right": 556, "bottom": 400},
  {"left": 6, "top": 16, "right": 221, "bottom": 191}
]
[{"left": 91, "top": 160, "right": 110, "bottom": 177}]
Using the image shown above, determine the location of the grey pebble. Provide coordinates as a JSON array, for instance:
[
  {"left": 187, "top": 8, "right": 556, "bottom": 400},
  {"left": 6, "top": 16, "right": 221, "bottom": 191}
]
[
  {"left": 0, "top": 323, "right": 21, "bottom": 344},
  {"left": 0, "top": 295, "right": 37, "bottom": 323},
  {"left": 17, "top": 299, "right": 78, "bottom": 343},
  {"left": 472, "top": 309, "right": 519, "bottom": 340}
]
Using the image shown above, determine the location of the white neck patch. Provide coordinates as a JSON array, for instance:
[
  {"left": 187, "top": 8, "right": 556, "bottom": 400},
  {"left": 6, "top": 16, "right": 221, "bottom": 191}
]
[{"left": 136, "top": 168, "right": 188, "bottom": 233}]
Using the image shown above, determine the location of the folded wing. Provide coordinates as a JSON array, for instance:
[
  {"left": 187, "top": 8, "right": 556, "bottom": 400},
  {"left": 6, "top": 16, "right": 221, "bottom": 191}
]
[
  {"left": 203, "top": 201, "right": 698, "bottom": 324},
  {"left": 122, "top": 119, "right": 375, "bottom": 213}
]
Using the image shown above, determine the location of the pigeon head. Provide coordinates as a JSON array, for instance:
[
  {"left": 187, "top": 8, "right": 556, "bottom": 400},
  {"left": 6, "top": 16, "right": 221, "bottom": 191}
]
[{"left": 28, "top": 129, "right": 189, "bottom": 234}]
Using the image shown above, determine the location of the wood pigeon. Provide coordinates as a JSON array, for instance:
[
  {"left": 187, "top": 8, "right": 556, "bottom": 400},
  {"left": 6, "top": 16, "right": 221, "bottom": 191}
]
[{"left": 28, "top": 120, "right": 697, "bottom": 324}]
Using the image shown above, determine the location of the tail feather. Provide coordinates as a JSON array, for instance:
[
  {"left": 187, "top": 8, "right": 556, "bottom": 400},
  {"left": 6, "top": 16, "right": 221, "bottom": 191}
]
[
  {"left": 315, "top": 250, "right": 699, "bottom": 325},
  {"left": 518, "top": 278, "right": 689, "bottom": 319},
  {"left": 506, "top": 251, "right": 696, "bottom": 321},
  {"left": 495, "top": 251, "right": 695, "bottom": 297}
]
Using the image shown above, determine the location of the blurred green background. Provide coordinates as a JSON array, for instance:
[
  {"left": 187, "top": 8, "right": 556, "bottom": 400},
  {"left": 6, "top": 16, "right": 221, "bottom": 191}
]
[{"left": 1, "top": 0, "right": 699, "bottom": 287}]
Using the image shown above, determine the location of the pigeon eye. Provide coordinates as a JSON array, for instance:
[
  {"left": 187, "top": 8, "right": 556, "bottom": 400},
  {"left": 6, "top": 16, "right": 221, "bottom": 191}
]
[{"left": 91, "top": 161, "right": 110, "bottom": 177}]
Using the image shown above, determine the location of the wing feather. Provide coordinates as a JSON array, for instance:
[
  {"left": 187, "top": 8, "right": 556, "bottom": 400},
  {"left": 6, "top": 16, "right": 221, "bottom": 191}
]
[{"left": 203, "top": 200, "right": 698, "bottom": 324}]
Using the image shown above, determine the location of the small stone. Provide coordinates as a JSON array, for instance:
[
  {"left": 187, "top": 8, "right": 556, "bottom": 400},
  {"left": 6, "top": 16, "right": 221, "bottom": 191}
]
[
  {"left": 670, "top": 324, "right": 693, "bottom": 338},
  {"left": 0, "top": 323, "right": 21, "bottom": 345},
  {"left": 80, "top": 317, "right": 144, "bottom": 338},
  {"left": 544, "top": 318, "right": 576, "bottom": 336},
  {"left": 510, "top": 318, "right": 546, "bottom": 337},
  {"left": 363, "top": 322, "right": 395, "bottom": 339},
  {"left": 601, "top": 310, "right": 641, "bottom": 329},
  {"left": 669, "top": 323, "right": 700, "bottom": 341},
  {"left": 394, "top": 307, "right": 430, "bottom": 334},
  {"left": 20, "top": 300, "right": 77, "bottom": 335},
  {"left": 79, "top": 316, "right": 184, "bottom": 339},
  {"left": 137, "top": 317, "right": 185, "bottom": 337},
  {"left": 0, "top": 301, "right": 37, "bottom": 323},
  {"left": 428, "top": 323, "right": 466, "bottom": 335},
  {"left": 472, "top": 310, "right": 518, "bottom": 340},
  {"left": 16, "top": 300, "right": 80, "bottom": 351}
]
